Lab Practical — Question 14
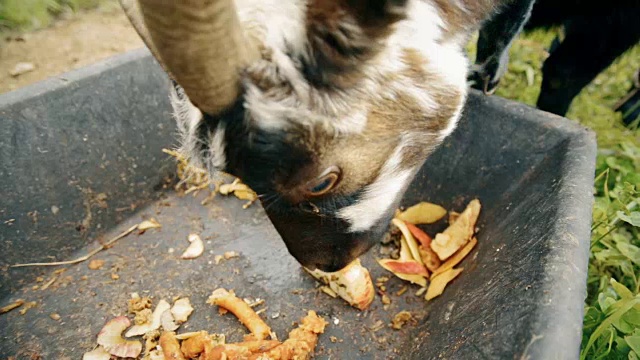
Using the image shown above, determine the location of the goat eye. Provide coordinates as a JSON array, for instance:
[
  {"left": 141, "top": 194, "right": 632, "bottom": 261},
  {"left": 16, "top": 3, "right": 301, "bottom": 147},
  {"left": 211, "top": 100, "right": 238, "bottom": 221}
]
[{"left": 305, "top": 166, "right": 341, "bottom": 197}]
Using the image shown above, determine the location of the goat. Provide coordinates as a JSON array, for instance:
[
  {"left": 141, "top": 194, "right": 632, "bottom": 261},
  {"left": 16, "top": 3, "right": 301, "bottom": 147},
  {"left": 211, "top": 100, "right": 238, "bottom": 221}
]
[
  {"left": 470, "top": 0, "right": 640, "bottom": 124},
  {"left": 119, "top": 0, "right": 534, "bottom": 272}
]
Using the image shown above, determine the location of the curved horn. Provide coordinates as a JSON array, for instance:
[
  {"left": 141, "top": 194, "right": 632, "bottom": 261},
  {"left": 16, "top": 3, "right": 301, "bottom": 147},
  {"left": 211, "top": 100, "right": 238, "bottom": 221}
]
[
  {"left": 119, "top": 0, "right": 169, "bottom": 73},
  {"left": 132, "top": 0, "right": 258, "bottom": 115}
]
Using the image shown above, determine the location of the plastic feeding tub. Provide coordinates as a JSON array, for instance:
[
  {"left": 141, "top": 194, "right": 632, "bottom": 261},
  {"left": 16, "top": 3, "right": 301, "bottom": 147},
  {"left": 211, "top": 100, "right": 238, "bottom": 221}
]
[{"left": 0, "top": 49, "right": 596, "bottom": 359}]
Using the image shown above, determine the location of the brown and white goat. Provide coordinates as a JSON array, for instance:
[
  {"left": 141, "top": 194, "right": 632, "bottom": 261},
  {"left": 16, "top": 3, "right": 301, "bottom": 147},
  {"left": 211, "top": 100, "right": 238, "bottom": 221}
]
[{"left": 119, "top": 0, "right": 526, "bottom": 272}]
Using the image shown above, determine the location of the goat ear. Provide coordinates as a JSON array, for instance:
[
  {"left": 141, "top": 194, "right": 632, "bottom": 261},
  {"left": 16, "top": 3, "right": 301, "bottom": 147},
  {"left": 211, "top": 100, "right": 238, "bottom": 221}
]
[{"left": 303, "top": 0, "right": 409, "bottom": 86}]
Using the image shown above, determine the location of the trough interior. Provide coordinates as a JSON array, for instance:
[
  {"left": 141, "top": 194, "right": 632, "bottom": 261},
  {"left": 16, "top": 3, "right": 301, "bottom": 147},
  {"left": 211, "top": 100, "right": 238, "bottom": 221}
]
[{"left": 0, "top": 49, "right": 596, "bottom": 360}]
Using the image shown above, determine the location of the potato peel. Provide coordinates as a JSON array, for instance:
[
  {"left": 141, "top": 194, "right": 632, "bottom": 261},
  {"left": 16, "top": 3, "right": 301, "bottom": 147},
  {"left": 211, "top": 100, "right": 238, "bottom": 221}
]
[
  {"left": 432, "top": 237, "right": 478, "bottom": 277},
  {"left": 397, "top": 202, "right": 447, "bottom": 224},
  {"left": 430, "top": 199, "right": 481, "bottom": 261},
  {"left": 96, "top": 316, "right": 143, "bottom": 358},
  {"left": 425, "top": 268, "right": 464, "bottom": 301},
  {"left": 305, "top": 258, "right": 375, "bottom": 311},
  {"left": 181, "top": 233, "right": 204, "bottom": 259}
]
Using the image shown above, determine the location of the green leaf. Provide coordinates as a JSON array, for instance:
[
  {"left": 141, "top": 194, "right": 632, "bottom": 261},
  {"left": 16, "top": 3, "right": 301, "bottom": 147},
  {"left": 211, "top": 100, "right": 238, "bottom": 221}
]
[
  {"left": 618, "top": 211, "right": 640, "bottom": 227},
  {"left": 617, "top": 243, "right": 640, "bottom": 266},
  {"left": 626, "top": 333, "right": 640, "bottom": 354},
  {"left": 612, "top": 279, "right": 635, "bottom": 299},
  {"left": 581, "top": 297, "right": 640, "bottom": 360}
]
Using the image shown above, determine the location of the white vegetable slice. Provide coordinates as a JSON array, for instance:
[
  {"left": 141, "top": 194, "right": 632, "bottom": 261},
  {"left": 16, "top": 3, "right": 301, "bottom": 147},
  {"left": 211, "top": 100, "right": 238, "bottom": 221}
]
[
  {"left": 181, "top": 233, "right": 204, "bottom": 259},
  {"left": 171, "top": 298, "right": 194, "bottom": 323},
  {"left": 96, "top": 316, "right": 142, "bottom": 358},
  {"left": 82, "top": 346, "right": 111, "bottom": 360}
]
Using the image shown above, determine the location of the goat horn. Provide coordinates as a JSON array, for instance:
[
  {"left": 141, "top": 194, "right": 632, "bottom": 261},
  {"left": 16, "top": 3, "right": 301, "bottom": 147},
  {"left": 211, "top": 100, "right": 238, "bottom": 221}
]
[{"left": 125, "top": 0, "right": 258, "bottom": 115}]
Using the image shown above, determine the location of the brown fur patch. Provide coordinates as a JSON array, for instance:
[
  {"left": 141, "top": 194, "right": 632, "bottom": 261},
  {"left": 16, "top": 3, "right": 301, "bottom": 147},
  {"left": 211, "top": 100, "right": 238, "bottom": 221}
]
[
  {"left": 304, "top": 0, "right": 408, "bottom": 88},
  {"left": 431, "top": 0, "right": 499, "bottom": 41}
]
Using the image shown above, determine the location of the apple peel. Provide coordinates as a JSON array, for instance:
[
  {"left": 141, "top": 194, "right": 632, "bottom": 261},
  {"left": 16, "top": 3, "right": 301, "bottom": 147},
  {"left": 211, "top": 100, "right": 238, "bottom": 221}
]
[
  {"left": 425, "top": 268, "right": 464, "bottom": 301},
  {"left": 377, "top": 259, "right": 429, "bottom": 277},
  {"left": 430, "top": 199, "right": 481, "bottom": 261},
  {"left": 82, "top": 346, "right": 111, "bottom": 360},
  {"left": 396, "top": 202, "right": 447, "bottom": 224},
  {"left": 96, "top": 316, "right": 143, "bottom": 358},
  {"left": 432, "top": 237, "right": 478, "bottom": 277},
  {"left": 404, "top": 221, "right": 441, "bottom": 272},
  {"left": 391, "top": 218, "right": 424, "bottom": 267}
]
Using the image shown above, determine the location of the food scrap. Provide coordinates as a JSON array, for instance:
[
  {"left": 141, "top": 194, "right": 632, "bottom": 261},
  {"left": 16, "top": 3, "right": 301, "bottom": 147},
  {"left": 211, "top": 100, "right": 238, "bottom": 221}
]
[
  {"left": 207, "top": 288, "right": 272, "bottom": 340},
  {"left": 85, "top": 287, "right": 328, "bottom": 360},
  {"left": 180, "top": 233, "right": 204, "bottom": 259},
  {"left": 88, "top": 259, "right": 105, "bottom": 270},
  {"left": 97, "top": 316, "right": 143, "bottom": 358},
  {"left": 390, "top": 311, "right": 415, "bottom": 330},
  {"left": 306, "top": 258, "right": 375, "bottom": 310},
  {"left": 396, "top": 202, "right": 447, "bottom": 224},
  {"left": 377, "top": 199, "right": 482, "bottom": 301},
  {"left": 138, "top": 218, "right": 162, "bottom": 233},
  {"left": 0, "top": 299, "right": 24, "bottom": 314}
]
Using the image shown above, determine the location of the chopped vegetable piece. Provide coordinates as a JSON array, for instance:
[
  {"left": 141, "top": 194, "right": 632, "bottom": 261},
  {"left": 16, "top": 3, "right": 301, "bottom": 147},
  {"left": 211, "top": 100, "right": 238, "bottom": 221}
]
[
  {"left": 88, "top": 259, "right": 104, "bottom": 270},
  {"left": 138, "top": 218, "right": 161, "bottom": 231},
  {"left": 97, "top": 316, "right": 143, "bottom": 358},
  {"left": 248, "top": 310, "right": 327, "bottom": 360},
  {"left": 430, "top": 199, "right": 481, "bottom": 260},
  {"left": 377, "top": 259, "right": 429, "bottom": 277},
  {"left": 0, "top": 299, "right": 24, "bottom": 314},
  {"left": 171, "top": 298, "right": 194, "bottom": 323},
  {"left": 181, "top": 233, "right": 204, "bottom": 259},
  {"left": 305, "top": 258, "right": 375, "bottom": 311},
  {"left": 425, "top": 268, "right": 464, "bottom": 301},
  {"left": 207, "top": 288, "right": 272, "bottom": 340},
  {"left": 159, "top": 331, "right": 186, "bottom": 360},
  {"left": 396, "top": 202, "right": 447, "bottom": 224},
  {"left": 82, "top": 346, "right": 111, "bottom": 360},
  {"left": 405, "top": 222, "right": 441, "bottom": 271},
  {"left": 432, "top": 237, "right": 478, "bottom": 277},
  {"left": 125, "top": 299, "right": 171, "bottom": 337},
  {"left": 391, "top": 219, "right": 424, "bottom": 266},
  {"left": 391, "top": 311, "right": 414, "bottom": 330}
]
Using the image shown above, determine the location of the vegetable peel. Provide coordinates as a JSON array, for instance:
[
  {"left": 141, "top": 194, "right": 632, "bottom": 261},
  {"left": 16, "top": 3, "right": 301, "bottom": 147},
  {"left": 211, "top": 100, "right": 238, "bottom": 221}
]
[{"left": 96, "top": 316, "right": 143, "bottom": 358}]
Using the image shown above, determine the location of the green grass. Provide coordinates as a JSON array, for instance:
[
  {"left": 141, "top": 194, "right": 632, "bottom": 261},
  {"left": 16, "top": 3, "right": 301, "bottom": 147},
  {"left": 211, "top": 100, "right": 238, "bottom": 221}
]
[
  {"left": 0, "top": 0, "right": 104, "bottom": 31},
  {"left": 472, "top": 29, "right": 640, "bottom": 359}
]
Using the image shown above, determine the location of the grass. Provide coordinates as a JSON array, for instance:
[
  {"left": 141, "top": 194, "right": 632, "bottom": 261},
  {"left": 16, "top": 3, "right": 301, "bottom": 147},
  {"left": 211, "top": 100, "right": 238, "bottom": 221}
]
[
  {"left": 0, "top": 0, "right": 104, "bottom": 31},
  {"left": 473, "top": 29, "right": 640, "bottom": 358}
]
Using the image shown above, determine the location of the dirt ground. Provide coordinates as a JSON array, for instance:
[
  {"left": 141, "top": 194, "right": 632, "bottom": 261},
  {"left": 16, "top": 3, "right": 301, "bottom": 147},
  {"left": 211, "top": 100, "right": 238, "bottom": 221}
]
[{"left": 0, "top": 4, "right": 143, "bottom": 94}]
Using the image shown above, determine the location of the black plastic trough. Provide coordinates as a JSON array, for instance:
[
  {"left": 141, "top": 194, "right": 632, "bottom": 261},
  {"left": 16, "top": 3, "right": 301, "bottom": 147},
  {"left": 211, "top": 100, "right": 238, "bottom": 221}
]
[{"left": 0, "top": 48, "right": 597, "bottom": 359}]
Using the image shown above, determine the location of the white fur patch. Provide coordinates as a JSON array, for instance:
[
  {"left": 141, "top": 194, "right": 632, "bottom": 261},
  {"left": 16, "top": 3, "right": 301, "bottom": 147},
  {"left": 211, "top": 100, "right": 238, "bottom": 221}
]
[
  {"left": 338, "top": 136, "right": 416, "bottom": 232},
  {"left": 169, "top": 85, "right": 206, "bottom": 169},
  {"left": 206, "top": 122, "right": 227, "bottom": 171}
]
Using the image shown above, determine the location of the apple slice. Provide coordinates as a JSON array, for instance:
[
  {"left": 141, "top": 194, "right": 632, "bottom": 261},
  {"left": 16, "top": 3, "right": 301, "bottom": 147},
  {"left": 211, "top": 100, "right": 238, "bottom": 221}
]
[
  {"left": 432, "top": 237, "right": 478, "bottom": 277},
  {"left": 425, "top": 268, "right": 464, "bottom": 301},
  {"left": 306, "top": 258, "right": 375, "bottom": 310},
  {"left": 396, "top": 202, "right": 447, "bottom": 224},
  {"left": 404, "top": 221, "right": 441, "bottom": 272},
  {"left": 430, "top": 199, "right": 481, "bottom": 261}
]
